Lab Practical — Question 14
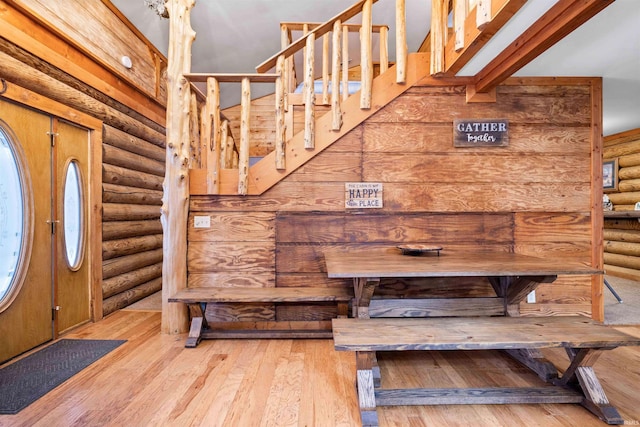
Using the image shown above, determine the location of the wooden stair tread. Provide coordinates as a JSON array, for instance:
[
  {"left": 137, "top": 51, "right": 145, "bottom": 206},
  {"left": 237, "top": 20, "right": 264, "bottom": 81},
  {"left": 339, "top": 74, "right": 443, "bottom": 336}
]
[
  {"left": 332, "top": 317, "right": 640, "bottom": 351},
  {"left": 170, "top": 286, "right": 353, "bottom": 303}
]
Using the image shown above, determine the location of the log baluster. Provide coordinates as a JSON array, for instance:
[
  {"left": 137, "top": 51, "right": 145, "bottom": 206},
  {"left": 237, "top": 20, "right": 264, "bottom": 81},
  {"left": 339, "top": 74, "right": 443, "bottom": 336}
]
[
  {"left": 341, "top": 24, "right": 349, "bottom": 102},
  {"left": 379, "top": 25, "right": 389, "bottom": 75},
  {"left": 322, "top": 34, "right": 330, "bottom": 105},
  {"left": 205, "top": 77, "right": 221, "bottom": 194},
  {"left": 188, "top": 92, "right": 200, "bottom": 168},
  {"left": 395, "top": 0, "right": 406, "bottom": 83},
  {"left": 238, "top": 77, "right": 250, "bottom": 195},
  {"left": 477, "top": 0, "right": 492, "bottom": 29},
  {"left": 454, "top": 0, "right": 468, "bottom": 51},
  {"left": 275, "top": 55, "right": 286, "bottom": 170},
  {"left": 360, "top": 0, "right": 373, "bottom": 109},
  {"left": 430, "top": 0, "right": 448, "bottom": 76},
  {"left": 304, "top": 32, "right": 315, "bottom": 149},
  {"left": 331, "top": 19, "right": 343, "bottom": 131}
]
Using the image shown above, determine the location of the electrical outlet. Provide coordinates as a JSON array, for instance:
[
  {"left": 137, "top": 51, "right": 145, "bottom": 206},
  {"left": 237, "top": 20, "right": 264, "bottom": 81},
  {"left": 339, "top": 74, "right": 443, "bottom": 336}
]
[
  {"left": 527, "top": 291, "right": 536, "bottom": 303},
  {"left": 193, "top": 215, "right": 210, "bottom": 228}
]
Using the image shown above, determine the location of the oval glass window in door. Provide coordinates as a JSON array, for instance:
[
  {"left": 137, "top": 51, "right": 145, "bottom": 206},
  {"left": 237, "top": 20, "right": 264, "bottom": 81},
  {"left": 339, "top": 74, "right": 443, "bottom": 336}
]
[
  {"left": 63, "top": 159, "right": 85, "bottom": 270},
  {"left": 0, "top": 122, "right": 32, "bottom": 312}
]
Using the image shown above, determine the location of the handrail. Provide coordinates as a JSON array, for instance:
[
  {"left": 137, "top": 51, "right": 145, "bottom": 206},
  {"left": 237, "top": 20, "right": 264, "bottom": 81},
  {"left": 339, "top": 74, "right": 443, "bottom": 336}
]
[
  {"left": 281, "top": 22, "right": 389, "bottom": 33},
  {"left": 184, "top": 73, "right": 279, "bottom": 83},
  {"left": 256, "top": 0, "right": 379, "bottom": 73}
]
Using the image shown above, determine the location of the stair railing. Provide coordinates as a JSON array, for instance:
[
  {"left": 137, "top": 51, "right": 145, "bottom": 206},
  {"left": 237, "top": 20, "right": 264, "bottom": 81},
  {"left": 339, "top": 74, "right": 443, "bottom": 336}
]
[{"left": 186, "top": 0, "right": 408, "bottom": 195}]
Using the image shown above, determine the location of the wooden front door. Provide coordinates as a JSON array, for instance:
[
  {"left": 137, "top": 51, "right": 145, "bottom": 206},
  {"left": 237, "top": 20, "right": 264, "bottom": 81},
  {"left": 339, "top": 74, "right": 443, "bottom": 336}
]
[
  {"left": 0, "top": 101, "right": 91, "bottom": 363},
  {"left": 0, "top": 99, "right": 54, "bottom": 363},
  {"left": 54, "top": 119, "right": 91, "bottom": 334}
]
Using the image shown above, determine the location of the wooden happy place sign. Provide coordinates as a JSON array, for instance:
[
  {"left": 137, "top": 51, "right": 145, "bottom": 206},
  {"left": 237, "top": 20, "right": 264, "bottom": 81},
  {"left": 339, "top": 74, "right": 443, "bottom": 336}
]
[{"left": 453, "top": 119, "right": 509, "bottom": 147}]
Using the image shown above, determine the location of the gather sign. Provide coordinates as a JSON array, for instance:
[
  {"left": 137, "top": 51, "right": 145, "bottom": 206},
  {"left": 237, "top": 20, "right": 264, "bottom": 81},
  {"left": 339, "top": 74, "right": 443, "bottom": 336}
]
[{"left": 453, "top": 119, "right": 509, "bottom": 147}]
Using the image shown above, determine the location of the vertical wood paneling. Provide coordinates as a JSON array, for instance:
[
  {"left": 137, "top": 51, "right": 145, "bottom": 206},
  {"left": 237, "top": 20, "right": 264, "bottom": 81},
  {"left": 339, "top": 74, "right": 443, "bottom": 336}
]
[{"left": 189, "top": 79, "right": 599, "bottom": 323}]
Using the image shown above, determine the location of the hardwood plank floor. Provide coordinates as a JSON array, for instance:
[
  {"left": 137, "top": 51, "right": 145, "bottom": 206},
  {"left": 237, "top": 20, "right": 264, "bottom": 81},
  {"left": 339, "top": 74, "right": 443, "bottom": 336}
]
[{"left": 1, "top": 311, "right": 639, "bottom": 426}]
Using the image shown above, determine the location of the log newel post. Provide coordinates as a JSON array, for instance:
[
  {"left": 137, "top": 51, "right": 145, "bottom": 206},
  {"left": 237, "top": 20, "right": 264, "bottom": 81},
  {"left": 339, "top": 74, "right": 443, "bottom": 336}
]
[{"left": 161, "top": 0, "right": 195, "bottom": 334}]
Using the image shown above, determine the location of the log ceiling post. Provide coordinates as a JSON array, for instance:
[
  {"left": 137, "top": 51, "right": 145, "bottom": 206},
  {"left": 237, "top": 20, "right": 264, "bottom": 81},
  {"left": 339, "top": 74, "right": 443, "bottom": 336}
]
[{"left": 161, "top": 0, "right": 195, "bottom": 334}]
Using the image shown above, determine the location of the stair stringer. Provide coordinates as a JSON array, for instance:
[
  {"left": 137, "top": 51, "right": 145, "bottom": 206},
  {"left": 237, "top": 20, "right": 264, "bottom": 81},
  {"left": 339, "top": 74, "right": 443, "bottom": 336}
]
[{"left": 190, "top": 53, "right": 429, "bottom": 196}]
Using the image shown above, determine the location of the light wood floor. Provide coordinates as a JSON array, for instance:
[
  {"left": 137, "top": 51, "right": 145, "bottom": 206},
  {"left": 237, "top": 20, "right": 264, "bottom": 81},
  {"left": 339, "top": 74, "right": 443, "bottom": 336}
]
[{"left": 1, "top": 310, "right": 639, "bottom": 426}]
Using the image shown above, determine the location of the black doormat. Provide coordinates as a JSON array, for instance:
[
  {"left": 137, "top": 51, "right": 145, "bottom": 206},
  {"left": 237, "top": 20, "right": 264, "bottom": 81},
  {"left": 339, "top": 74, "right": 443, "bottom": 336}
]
[{"left": 0, "top": 339, "right": 126, "bottom": 414}]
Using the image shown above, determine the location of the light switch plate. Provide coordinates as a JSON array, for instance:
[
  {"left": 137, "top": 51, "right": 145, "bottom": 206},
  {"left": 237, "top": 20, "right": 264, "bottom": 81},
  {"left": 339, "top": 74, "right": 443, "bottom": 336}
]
[{"left": 193, "top": 215, "right": 210, "bottom": 228}]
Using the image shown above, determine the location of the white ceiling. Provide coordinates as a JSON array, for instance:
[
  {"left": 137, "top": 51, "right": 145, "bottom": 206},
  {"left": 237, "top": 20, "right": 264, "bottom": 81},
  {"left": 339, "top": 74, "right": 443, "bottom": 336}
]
[{"left": 112, "top": 0, "right": 640, "bottom": 137}]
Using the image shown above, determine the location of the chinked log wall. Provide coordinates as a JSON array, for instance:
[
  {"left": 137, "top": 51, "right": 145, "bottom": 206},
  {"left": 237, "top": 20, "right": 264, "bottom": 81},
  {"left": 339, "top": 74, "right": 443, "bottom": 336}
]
[
  {"left": 603, "top": 128, "right": 640, "bottom": 281},
  {"left": 190, "top": 78, "right": 598, "bottom": 327},
  {"left": 0, "top": 0, "right": 167, "bottom": 317}
]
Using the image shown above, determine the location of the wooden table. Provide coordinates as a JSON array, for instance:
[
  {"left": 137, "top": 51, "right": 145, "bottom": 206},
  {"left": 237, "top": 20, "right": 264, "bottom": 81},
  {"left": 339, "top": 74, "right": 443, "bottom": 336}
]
[
  {"left": 324, "top": 250, "right": 601, "bottom": 318},
  {"left": 324, "top": 250, "right": 640, "bottom": 426}
]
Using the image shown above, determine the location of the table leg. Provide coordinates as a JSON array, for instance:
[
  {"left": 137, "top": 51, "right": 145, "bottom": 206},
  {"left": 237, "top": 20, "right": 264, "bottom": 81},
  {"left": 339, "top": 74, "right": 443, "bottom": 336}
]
[{"left": 353, "top": 277, "right": 379, "bottom": 319}]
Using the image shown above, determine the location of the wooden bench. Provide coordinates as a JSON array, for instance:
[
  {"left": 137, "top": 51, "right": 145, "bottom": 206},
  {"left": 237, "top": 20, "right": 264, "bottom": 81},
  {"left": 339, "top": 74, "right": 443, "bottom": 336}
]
[
  {"left": 169, "top": 287, "right": 352, "bottom": 347},
  {"left": 332, "top": 316, "right": 640, "bottom": 426}
]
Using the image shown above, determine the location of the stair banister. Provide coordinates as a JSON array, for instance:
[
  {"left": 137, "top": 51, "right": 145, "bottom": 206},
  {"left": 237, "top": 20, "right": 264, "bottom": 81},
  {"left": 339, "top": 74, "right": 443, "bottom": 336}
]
[{"left": 360, "top": 0, "right": 373, "bottom": 109}]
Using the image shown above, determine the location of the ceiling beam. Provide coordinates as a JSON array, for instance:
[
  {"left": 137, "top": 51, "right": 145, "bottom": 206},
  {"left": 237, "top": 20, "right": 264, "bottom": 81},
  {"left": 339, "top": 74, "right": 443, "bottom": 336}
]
[{"left": 472, "top": 0, "right": 614, "bottom": 94}]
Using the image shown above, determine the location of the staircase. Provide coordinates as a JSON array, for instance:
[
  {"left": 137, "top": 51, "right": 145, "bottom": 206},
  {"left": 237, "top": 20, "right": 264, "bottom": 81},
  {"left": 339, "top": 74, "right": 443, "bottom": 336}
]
[{"left": 185, "top": 0, "right": 421, "bottom": 196}]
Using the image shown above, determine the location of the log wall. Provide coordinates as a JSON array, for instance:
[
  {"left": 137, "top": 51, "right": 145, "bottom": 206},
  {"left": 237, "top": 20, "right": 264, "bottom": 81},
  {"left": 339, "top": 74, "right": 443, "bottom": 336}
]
[
  {"left": 603, "top": 128, "right": 640, "bottom": 281},
  {"left": 189, "top": 79, "right": 599, "bottom": 325},
  {"left": 1, "top": 0, "right": 167, "bottom": 318}
]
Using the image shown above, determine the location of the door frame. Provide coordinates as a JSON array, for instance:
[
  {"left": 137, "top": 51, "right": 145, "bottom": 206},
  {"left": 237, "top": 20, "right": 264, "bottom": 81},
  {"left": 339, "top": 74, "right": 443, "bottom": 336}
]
[{"left": 1, "top": 81, "right": 104, "bottom": 326}]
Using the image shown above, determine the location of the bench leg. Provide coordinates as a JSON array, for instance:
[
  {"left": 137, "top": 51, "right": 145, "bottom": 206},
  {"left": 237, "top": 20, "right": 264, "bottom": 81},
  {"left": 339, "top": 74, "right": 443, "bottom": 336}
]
[
  {"left": 184, "top": 303, "right": 207, "bottom": 348},
  {"left": 576, "top": 366, "right": 623, "bottom": 425},
  {"left": 554, "top": 348, "right": 623, "bottom": 425},
  {"left": 356, "top": 351, "right": 379, "bottom": 427},
  {"left": 504, "top": 349, "right": 559, "bottom": 381}
]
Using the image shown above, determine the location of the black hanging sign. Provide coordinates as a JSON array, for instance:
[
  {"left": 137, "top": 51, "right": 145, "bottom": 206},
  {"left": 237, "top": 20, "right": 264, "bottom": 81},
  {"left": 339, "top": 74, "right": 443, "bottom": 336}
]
[{"left": 453, "top": 119, "right": 509, "bottom": 147}]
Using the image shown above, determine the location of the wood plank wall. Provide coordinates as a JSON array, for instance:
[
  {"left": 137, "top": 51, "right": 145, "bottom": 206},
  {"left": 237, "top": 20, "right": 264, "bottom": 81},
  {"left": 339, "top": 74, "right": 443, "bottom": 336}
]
[
  {"left": 0, "top": 0, "right": 167, "bottom": 318},
  {"left": 189, "top": 79, "right": 598, "bottom": 324},
  {"left": 603, "top": 128, "right": 640, "bottom": 281}
]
